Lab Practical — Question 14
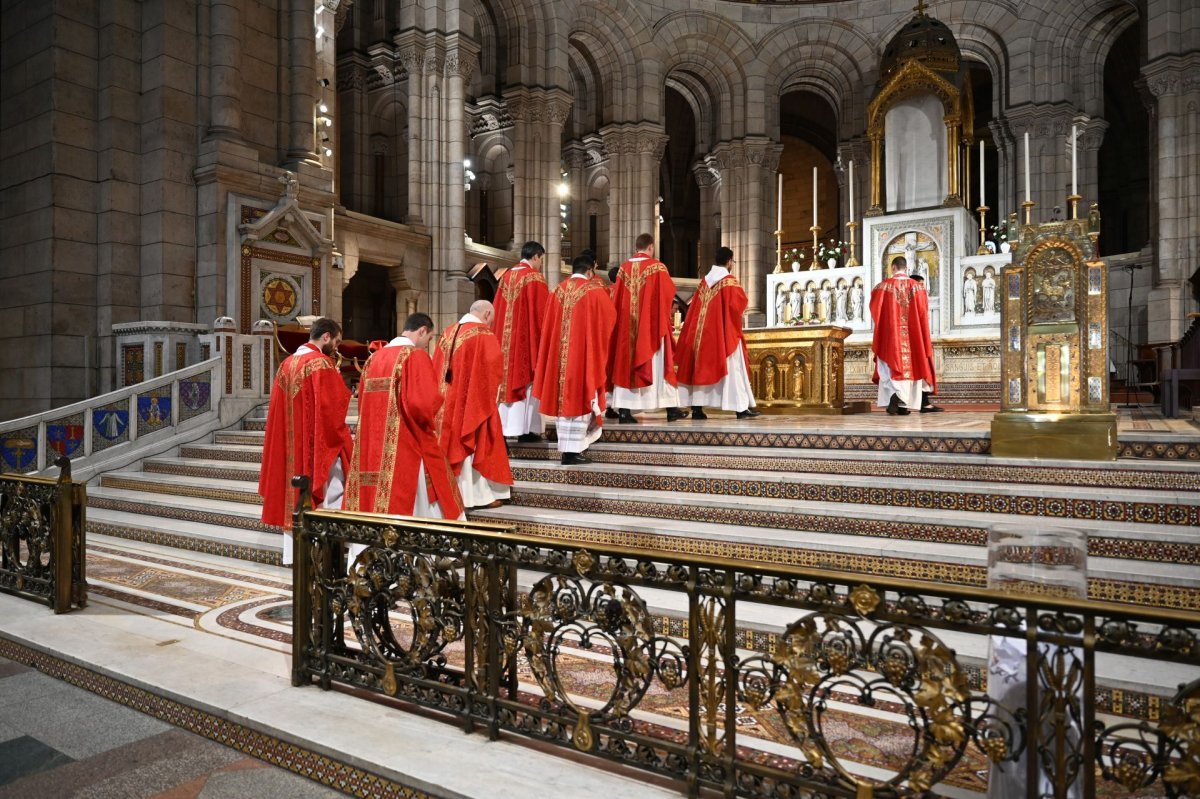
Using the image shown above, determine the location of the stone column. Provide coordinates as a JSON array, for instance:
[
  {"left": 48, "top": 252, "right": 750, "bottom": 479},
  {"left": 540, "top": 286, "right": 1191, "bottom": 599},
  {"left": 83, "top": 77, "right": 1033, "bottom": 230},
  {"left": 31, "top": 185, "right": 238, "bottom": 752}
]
[
  {"left": 692, "top": 160, "right": 721, "bottom": 268},
  {"left": 838, "top": 138, "right": 870, "bottom": 260},
  {"left": 561, "top": 140, "right": 590, "bottom": 263},
  {"left": 988, "top": 118, "right": 1016, "bottom": 221},
  {"left": 208, "top": 0, "right": 242, "bottom": 139},
  {"left": 1142, "top": 54, "right": 1200, "bottom": 344},
  {"left": 506, "top": 87, "right": 573, "bottom": 287},
  {"left": 600, "top": 122, "right": 668, "bottom": 266},
  {"left": 285, "top": 0, "right": 318, "bottom": 164},
  {"left": 336, "top": 55, "right": 370, "bottom": 212},
  {"left": 1005, "top": 104, "right": 1080, "bottom": 216},
  {"left": 710, "top": 137, "right": 781, "bottom": 321}
]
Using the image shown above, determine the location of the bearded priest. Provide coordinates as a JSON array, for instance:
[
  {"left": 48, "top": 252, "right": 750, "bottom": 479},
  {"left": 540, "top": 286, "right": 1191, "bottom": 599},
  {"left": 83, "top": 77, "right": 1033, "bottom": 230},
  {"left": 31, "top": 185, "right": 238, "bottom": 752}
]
[
  {"left": 533, "top": 255, "right": 617, "bottom": 465},
  {"left": 432, "top": 300, "right": 513, "bottom": 508},
  {"left": 258, "top": 317, "right": 354, "bottom": 565}
]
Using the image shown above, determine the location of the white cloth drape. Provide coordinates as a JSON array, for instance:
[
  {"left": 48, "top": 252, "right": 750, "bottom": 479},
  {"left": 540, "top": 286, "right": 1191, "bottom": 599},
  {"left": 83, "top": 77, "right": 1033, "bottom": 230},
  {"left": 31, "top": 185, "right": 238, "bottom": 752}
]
[
  {"left": 612, "top": 341, "right": 679, "bottom": 410},
  {"left": 500, "top": 387, "right": 545, "bottom": 436},
  {"left": 874, "top": 357, "right": 930, "bottom": 410},
  {"left": 679, "top": 343, "right": 756, "bottom": 412}
]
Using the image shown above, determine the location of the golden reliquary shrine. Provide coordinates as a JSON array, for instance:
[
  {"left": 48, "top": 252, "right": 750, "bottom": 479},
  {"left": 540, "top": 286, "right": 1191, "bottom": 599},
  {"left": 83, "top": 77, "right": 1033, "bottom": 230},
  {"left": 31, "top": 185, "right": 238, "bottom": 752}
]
[
  {"left": 743, "top": 326, "right": 853, "bottom": 414},
  {"left": 991, "top": 201, "right": 1116, "bottom": 460}
]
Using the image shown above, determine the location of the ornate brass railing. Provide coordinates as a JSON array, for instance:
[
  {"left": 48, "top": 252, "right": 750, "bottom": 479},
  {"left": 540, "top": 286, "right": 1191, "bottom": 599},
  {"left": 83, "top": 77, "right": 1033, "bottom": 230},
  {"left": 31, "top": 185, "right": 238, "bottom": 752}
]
[
  {"left": 0, "top": 457, "right": 87, "bottom": 613},
  {"left": 290, "top": 479, "right": 1200, "bottom": 798}
]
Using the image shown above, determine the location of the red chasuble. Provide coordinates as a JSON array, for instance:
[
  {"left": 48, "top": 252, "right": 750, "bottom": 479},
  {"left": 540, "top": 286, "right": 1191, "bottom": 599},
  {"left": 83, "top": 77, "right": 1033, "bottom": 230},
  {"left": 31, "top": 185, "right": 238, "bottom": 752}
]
[
  {"left": 492, "top": 263, "right": 549, "bottom": 403},
  {"left": 344, "top": 345, "right": 463, "bottom": 519},
  {"left": 533, "top": 278, "right": 617, "bottom": 418},
  {"left": 869, "top": 274, "right": 937, "bottom": 389},
  {"left": 676, "top": 275, "right": 750, "bottom": 387},
  {"left": 609, "top": 254, "right": 678, "bottom": 389},
  {"left": 258, "top": 348, "right": 353, "bottom": 530},
  {"left": 432, "top": 321, "right": 513, "bottom": 485}
]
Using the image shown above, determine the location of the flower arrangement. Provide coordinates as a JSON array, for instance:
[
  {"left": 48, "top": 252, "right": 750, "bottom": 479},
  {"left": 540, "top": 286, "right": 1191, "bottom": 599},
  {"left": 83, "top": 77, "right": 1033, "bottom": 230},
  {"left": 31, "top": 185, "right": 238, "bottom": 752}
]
[
  {"left": 817, "top": 239, "right": 849, "bottom": 265},
  {"left": 989, "top": 221, "right": 1009, "bottom": 244}
]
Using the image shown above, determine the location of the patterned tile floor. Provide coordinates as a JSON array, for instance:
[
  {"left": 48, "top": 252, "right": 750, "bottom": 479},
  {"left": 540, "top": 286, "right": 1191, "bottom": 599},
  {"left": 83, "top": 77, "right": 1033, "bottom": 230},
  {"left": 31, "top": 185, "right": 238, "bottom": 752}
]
[{"left": 0, "top": 656, "right": 347, "bottom": 799}]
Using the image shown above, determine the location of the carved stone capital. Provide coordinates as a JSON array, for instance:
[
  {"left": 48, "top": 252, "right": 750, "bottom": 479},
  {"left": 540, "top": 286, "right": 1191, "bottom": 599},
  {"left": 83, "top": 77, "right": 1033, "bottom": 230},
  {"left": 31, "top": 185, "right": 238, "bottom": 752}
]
[
  {"left": 599, "top": 122, "right": 667, "bottom": 159},
  {"left": 1142, "top": 53, "right": 1200, "bottom": 98},
  {"left": 445, "top": 51, "right": 478, "bottom": 82}
]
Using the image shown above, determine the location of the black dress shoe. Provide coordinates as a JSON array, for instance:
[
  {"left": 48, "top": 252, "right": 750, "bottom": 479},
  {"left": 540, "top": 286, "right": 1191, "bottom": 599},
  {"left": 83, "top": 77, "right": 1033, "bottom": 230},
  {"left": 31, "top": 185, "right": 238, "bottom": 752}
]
[
  {"left": 736, "top": 408, "right": 762, "bottom": 419},
  {"left": 561, "top": 452, "right": 592, "bottom": 465},
  {"left": 691, "top": 406, "right": 708, "bottom": 420},
  {"left": 604, "top": 407, "right": 619, "bottom": 420},
  {"left": 618, "top": 409, "right": 638, "bottom": 424},
  {"left": 666, "top": 407, "right": 690, "bottom": 422},
  {"left": 886, "top": 394, "right": 910, "bottom": 416},
  {"left": 516, "top": 432, "right": 543, "bottom": 443},
  {"left": 919, "top": 391, "right": 944, "bottom": 413}
]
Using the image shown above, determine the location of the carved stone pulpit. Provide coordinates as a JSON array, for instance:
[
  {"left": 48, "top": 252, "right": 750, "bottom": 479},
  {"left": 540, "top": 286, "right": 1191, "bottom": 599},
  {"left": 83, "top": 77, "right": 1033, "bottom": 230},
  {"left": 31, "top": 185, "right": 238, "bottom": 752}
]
[{"left": 990, "top": 208, "right": 1115, "bottom": 460}]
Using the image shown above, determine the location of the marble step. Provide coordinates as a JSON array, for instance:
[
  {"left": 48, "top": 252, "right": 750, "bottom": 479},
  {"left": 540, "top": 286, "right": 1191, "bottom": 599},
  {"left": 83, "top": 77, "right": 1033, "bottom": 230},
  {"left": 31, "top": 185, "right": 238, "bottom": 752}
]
[
  {"left": 87, "top": 484, "right": 268, "bottom": 532},
  {"left": 498, "top": 480, "right": 1200, "bottom": 562},
  {"left": 178, "top": 442, "right": 263, "bottom": 463},
  {"left": 86, "top": 506, "right": 281, "bottom": 562},
  {"left": 99, "top": 470, "right": 261, "bottom": 505},
  {"left": 144, "top": 456, "right": 263, "bottom": 482},
  {"left": 509, "top": 441, "right": 1200, "bottom": 492}
]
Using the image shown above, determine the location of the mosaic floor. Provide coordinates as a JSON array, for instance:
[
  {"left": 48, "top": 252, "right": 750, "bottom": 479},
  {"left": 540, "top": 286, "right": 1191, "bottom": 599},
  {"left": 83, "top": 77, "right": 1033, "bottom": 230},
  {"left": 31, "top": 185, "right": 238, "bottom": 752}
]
[{"left": 3, "top": 533, "right": 1179, "bottom": 799}]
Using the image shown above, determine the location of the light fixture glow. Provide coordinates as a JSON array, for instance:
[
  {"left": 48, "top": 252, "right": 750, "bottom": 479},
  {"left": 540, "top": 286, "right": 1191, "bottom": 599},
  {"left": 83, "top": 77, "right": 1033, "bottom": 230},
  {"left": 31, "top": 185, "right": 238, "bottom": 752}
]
[
  {"left": 557, "top": 182, "right": 569, "bottom": 197},
  {"left": 463, "top": 158, "right": 472, "bottom": 168},
  {"left": 324, "top": 147, "right": 333, "bottom": 157},
  {"left": 318, "top": 102, "right": 328, "bottom": 113}
]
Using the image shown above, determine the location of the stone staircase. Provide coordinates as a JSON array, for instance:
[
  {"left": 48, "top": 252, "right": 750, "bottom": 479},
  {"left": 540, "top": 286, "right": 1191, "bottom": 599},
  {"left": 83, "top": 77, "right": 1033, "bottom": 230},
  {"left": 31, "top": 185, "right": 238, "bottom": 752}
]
[{"left": 83, "top": 404, "right": 1200, "bottom": 612}]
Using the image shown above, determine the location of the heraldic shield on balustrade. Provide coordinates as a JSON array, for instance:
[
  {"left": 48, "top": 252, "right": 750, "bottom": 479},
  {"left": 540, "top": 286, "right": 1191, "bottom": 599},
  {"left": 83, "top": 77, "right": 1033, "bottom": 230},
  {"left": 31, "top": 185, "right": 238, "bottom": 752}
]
[{"left": 288, "top": 479, "right": 1199, "bottom": 799}]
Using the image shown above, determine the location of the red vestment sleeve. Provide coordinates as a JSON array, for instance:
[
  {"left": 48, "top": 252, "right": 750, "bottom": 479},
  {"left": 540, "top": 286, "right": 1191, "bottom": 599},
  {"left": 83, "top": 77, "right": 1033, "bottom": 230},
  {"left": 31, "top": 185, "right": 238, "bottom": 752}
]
[
  {"left": 609, "top": 257, "right": 678, "bottom": 389},
  {"left": 869, "top": 277, "right": 937, "bottom": 390},
  {"left": 433, "top": 323, "right": 513, "bottom": 485},
  {"left": 493, "top": 267, "right": 549, "bottom": 402},
  {"left": 676, "top": 277, "right": 749, "bottom": 386},
  {"left": 534, "top": 279, "right": 617, "bottom": 418}
]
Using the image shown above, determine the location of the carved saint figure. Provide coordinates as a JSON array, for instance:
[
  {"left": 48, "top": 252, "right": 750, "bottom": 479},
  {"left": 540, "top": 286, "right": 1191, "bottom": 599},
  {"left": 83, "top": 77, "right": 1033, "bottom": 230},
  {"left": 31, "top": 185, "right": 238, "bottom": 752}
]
[
  {"left": 963, "top": 272, "right": 978, "bottom": 316},
  {"left": 802, "top": 285, "right": 817, "bottom": 322},
  {"left": 850, "top": 280, "right": 864, "bottom": 321},
  {"left": 818, "top": 283, "right": 832, "bottom": 323},
  {"left": 789, "top": 285, "right": 803, "bottom": 323},
  {"left": 775, "top": 286, "right": 788, "bottom": 325},
  {"left": 982, "top": 270, "right": 997, "bottom": 314},
  {"left": 834, "top": 283, "right": 848, "bottom": 323}
]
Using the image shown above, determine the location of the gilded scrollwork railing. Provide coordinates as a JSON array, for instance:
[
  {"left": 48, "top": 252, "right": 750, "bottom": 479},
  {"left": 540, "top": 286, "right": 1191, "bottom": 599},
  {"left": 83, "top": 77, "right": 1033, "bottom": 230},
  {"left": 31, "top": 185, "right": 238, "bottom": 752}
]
[
  {"left": 0, "top": 456, "right": 87, "bottom": 613},
  {"left": 289, "top": 478, "right": 1200, "bottom": 798}
]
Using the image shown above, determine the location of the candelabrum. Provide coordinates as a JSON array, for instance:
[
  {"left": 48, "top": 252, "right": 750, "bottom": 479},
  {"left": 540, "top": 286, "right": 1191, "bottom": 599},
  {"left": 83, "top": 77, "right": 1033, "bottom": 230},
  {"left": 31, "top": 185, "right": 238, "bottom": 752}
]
[
  {"left": 976, "top": 206, "right": 990, "bottom": 255},
  {"left": 844, "top": 221, "right": 860, "bottom": 267},
  {"left": 773, "top": 228, "right": 784, "bottom": 273},
  {"left": 1021, "top": 199, "right": 1036, "bottom": 227},
  {"left": 808, "top": 225, "right": 822, "bottom": 270},
  {"left": 1067, "top": 194, "right": 1082, "bottom": 220}
]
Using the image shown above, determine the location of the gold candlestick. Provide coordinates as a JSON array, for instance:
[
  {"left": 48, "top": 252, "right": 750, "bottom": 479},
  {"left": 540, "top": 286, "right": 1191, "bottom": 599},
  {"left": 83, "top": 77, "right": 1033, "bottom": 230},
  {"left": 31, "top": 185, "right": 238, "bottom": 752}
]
[
  {"left": 976, "top": 205, "right": 990, "bottom": 255},
  {"left": 773, "top": 228, "right": 784, "bottom": 273},
  {"left": 808, "top": 224, "right": 822, "bottom": 270},
  {"left": 1021, "top": 199, "right": 1035, "bottom": 227},
  {"left": 844, "top": 221, "right": 860, "bottom": 267},
  {"left": 1067, "top": 194, "right": 1082, "bottom": 220}
]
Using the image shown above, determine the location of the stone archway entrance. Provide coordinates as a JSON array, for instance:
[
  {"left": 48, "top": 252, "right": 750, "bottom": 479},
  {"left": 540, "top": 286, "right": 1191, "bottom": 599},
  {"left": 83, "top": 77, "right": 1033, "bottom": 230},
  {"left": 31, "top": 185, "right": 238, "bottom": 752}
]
[{"left": 342, "top": 262, "right": 397, "bottom": 343}]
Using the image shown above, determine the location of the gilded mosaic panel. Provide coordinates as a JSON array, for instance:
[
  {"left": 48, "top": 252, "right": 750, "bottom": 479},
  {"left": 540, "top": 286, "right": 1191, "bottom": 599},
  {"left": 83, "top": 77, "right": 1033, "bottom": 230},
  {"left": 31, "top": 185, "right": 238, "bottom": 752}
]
[
  {"left": 136, "top": 385, "right": 173, "bottom": 437},
  {"left": 91, "top": 402, "right": 130, "bottom": 453},
  {"left": 178, "top": 376, "right": 211, "bottom": 422},
  {"left": 46, "top": 412, "right": 85, "bottom": 460},
  {"left": 0, "top": 425, "right": 38, "bottom": 473}
]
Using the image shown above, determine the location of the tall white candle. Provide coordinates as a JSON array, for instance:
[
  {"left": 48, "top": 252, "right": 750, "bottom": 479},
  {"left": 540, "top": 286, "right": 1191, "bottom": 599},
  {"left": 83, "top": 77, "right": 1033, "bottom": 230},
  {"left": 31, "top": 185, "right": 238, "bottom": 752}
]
[
  {"left": 812, "top": 166, "right": 818, "bottom": 227},
  {"left": 849, "top": 160, "right": 855, "bottom": 220},
  {"left": 777, "top": 172, "right": 783, "bottom": 231},
  {"left": 979, "top": 140, "right": 985, "bottom": 207},
  {"left": 1024, "top": 131, "right": 1031, "bottom": 203},
  {"left": 1071, "top": 124, "right": 1078, "bottom": 196}
]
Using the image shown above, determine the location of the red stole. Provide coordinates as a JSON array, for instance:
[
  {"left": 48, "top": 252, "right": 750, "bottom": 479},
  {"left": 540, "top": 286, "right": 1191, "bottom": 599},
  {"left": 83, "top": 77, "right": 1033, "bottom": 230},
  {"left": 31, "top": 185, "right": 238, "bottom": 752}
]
[
  {"left": 258, "top": 348, "right": 353, "bottom": 529},
  {"left": 869, "top": 275, "right": 937, "bottom": 388},
  {"left": 492, "top": 264, "right": 549, "bottom": 402},
  {"left": 609, "top": 254, "right": 678, "bottom": 389},
  {"left": 432, "top": 321, "right": 513, "bottom": 485},
  {"left": 676, "top": 275, "right": 750, "bottom": 387},
  {"left": 534, "top": 277, "right": 616, "bottom": 418},
  {"left": 344, "top": 345, "right": 463, "bottom": 518}
]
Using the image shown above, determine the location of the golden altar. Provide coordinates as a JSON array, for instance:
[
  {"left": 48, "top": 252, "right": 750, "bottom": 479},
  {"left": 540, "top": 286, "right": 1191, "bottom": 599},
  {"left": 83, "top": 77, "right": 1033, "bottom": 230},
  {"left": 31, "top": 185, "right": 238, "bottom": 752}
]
[{"left": 744, "top": 326, "right": 853, "bottom": 414}]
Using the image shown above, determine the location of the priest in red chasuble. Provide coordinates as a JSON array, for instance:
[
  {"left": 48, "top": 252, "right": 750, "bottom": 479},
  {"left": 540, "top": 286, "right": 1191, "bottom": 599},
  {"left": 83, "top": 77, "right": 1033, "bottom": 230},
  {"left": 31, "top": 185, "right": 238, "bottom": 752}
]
[
  {"left": 258, "top": 317, "right": 354, "bottom": 565},
  {"left": 870, "top": 256, "right": 939, "bottom": 415},
  {"left": 533, "top": 255, "right": 617, "bottom": 465},
  {"left": 432, "top": 300, "right": 513, "bottom": 509},
  {"left": 493, "top": 240, "right": 550, "bottom": 442},
  {"left": 609, "top": 233, "right": 687, "bottom": 423},
  {"left": 345, "top": 313, "right": 464, "bottom": 520},
  {"left": 676, "top": 247, "right": 760, "bottom": 420}
]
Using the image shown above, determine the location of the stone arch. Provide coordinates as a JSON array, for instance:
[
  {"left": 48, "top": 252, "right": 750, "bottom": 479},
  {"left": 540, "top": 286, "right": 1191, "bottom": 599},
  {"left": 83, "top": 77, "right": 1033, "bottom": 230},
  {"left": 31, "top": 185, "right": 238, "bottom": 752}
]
[
  {"left": 952, "top": 23, "right": 1013, "bottom": 120},
  {"left": 1072, "top": 3, "right": 1140, "bottom": 117},
  {"left": 757, "top": 19, "right": 875, "bottom": 138},
  {"left": 568, "top": 2, "right": 656, "bottom": 123},
  {"left": 1023, "top": 0, "right": 1131, "bottom": 105},
  {"left": 654, "top": 11, "right": 754, "bottom": 139}
]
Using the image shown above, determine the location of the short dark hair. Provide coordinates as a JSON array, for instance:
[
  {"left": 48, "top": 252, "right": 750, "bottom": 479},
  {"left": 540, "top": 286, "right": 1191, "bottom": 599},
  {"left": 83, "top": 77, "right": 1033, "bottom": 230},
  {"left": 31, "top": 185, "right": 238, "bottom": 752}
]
[
  {"left": 635, "top": 233, "right": 654, "bottom": 251},
  {"left": 715, "top": 247, "right": 734, "bottom": 266},
  {"left": 580, "top": 248, "right": 595, "bottom": 263},
  {"left": 402, "top": 312, "right": 433, "bottom": 333},
  {"left": 891, "top": 256, "right": 908, "bottom": 271},
  {"left": 521, "top": 241, "right": 545, "bottom": 260},
  {"left": 309, "top": 317, "right": 341, "bottom": 341},
  {"left": 608, "top": 266, "right": 620, "bottom": 283},
  {"left": 571, "top": 255, "right": 594, "bottom": 275}
]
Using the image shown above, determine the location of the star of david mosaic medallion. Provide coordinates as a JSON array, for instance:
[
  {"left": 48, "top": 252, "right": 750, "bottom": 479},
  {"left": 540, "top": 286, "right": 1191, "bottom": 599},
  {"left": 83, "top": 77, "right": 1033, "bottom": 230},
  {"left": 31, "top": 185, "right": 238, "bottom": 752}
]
[{"left": 260, "top": 274, "right": 300, "bottom": 320}]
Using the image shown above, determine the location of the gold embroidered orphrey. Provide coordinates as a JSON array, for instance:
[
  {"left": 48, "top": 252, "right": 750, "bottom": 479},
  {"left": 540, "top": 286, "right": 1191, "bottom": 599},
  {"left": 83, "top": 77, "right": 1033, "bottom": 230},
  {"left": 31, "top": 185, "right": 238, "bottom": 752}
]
[
  {"left": 623, "top": 258, "right": 668, "bottom": 358},
  {"left": 278, "top": 351, "right": 335, "bottom": 514},
  {"left": 499, "top": 268, "right": 547, "bottom": 393},
  {"left": 689, "top": 275, "right": 738, "bottom": 364},
  {"left": 345, "top": 347, "right": 413, "bottom": 512}
]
